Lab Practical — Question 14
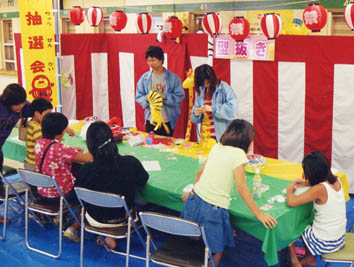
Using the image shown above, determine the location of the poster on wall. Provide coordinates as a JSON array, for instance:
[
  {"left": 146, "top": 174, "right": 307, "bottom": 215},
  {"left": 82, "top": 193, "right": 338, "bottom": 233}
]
[
  {"left": 18, "top": 0, "right": 58, "bottom": 106},
  {"left": 214, "top": 34, "right": 275, "bottom": 61}
]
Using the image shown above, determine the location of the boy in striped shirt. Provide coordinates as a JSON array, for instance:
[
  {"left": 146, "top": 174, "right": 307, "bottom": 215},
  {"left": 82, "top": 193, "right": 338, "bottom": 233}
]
[{"left": 24, "top": 98, "right": 53, "bottom": 172}]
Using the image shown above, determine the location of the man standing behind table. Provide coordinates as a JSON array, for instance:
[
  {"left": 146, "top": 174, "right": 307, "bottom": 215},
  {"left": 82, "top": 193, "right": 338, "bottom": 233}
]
[{"left": 136, "top": 46, "right": 184, "bottom": 137}]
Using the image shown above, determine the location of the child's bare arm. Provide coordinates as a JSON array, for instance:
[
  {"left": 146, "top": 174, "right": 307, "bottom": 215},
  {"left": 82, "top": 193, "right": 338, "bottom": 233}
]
[
  {"left": 73, "top": 152, "right": 93, "bottom": 163},
  {"left": 234, "top": 165, "right": 277, "bottom": 229},
  {"left": 194, "top": 160, "right": 207, "bottom": 184},
  {"left": 286, "top": 183, "right": 325, "bottom": 207}
]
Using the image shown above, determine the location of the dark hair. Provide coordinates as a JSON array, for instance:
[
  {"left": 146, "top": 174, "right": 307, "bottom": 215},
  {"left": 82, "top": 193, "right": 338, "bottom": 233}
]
[
  {"left": 220, "top": 119, "right": 255, "bottom": 153},
  {"left": 29, "top": 98, "right": 53, "bottom": 117},
  {"left": 302, "top": 151, "right": 337, "bottom": 186},
  {"left": 194, "top": 64, "right": 219, "bottom": 97},
  {"left": 86, "top": 121, "right": 119, "bottom": 168},
  {"left": 0, "top": 83, "right": 27, "bottom": 108},
  {"left": 42, "top": 112, "right": 68, "bottom": 139},
  {"left": 145, "top": 46, "right": 164, "bottom": 63}
]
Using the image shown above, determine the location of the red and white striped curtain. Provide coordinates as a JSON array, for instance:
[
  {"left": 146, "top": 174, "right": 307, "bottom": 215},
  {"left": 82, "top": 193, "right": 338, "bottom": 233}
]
[{"left": 15, "top": 34, "right": 354, "bottom": 192}]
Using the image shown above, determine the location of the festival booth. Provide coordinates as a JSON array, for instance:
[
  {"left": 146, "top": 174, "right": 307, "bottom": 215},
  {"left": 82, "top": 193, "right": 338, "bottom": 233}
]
[{"left": 14, "top": 33, "right": 354, "bottom": 194}]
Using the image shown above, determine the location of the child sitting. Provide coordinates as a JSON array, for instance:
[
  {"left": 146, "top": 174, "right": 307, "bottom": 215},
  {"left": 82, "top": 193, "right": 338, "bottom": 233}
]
[
  {"left": 77, "top": 121, "right": 149, "bottom": 250},
  {"left": 34, "top": 112, "right": 93, "bottom": 242},
  {"left": 181, "top": 119, "right": 277, "bottom": 266},
  {"left": 287, "top": 151, "right": 347, "bottom": 267},
  {"left": 24, "top": 98, "right": 53, "bottom": 172}
]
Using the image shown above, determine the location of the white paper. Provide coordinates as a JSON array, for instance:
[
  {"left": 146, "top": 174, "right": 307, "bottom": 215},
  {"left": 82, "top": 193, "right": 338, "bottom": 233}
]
[
  {"left": 142, "top": 161, "right": 161, "bottom": 171},
  {"left": 11, "top": 136, "right": 25, "bottom": 144}
]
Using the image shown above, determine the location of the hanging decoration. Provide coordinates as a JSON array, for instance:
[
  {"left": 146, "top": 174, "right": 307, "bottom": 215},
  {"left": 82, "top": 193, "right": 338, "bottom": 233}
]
[
  {"left": 86, "top": 6, "right": 103, "bottom": 27},
  {"left": 228, "top": 16, "right": 250, "bottom": 42},
  {"left": 344, "top": 2, "right": 354, "bottom": 31},
  {"left": 137, "top": 12, "right": 152, "bottom": 34},
  {"left": 202, "top": 12, "right": 223, "bottom": 36},
  {"left": 110, "top": 10, "right": 127, "bottom": 31},
  {"left": 303, "top": 3, "right": 327, "bottom": 32},
  {"left": 182, "top": 69, "right": 195, "bottom": 141},
  {"left": 163, "top": 16, "right": 183, "bottom": 40},
  {"left": 282, "top": 18, "right": 308, "bottom": 35},
  {"left": 69, "top": 6, "right": 85, "bottom": 25},
  {"left": 260, "top": 13, "right": 282, "bottom": 40}
]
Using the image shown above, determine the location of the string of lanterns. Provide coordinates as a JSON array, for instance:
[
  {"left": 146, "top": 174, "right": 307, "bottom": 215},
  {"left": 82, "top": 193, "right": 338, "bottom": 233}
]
[{"left": 69, "top": 2, "right": 354, "bottom": 40}]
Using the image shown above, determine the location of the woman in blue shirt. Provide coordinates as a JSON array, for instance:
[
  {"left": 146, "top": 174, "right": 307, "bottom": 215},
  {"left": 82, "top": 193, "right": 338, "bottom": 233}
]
[{"left": 191, "top": 64, "right": 238, "bottom": 142}]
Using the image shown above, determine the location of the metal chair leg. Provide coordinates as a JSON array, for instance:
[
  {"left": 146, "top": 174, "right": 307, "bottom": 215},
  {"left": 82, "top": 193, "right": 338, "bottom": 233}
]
[
  {"left": 126, "top": 217, "right": 131, "bottom": 267},
  {"left": 25, "top": 190, "right": 63, "bottom": 258},
  {"left": 80, "top": 207, "right": 84, "bottom": 267},
  {"left": 146, "top": 235, "right": 150, "bottom": 267},
  {"left": 0, "top": 185, "right": 9, "bottom": 240}
]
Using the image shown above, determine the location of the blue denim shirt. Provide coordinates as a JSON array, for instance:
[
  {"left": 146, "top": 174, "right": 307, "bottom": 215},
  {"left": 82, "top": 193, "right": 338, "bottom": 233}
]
[
  {"left": 191, "top": 81, "right": 238, "bottom": 141},
  {"left": 136, "top": 68, "right": 185, "bottom": 129}
]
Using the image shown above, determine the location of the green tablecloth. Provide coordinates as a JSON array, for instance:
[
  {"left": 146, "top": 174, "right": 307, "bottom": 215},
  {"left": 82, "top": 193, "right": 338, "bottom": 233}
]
[{"left": 3, "top": 132, "right": 314, "bottom": 266}]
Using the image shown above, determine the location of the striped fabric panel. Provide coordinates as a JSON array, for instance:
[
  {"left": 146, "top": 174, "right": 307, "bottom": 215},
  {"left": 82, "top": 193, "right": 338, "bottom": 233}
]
[
  {"left": 25, "top": 121, "right": 42, "bottom": 165},
  {"left": 302, "top": 226, "right": 345, "bottom": 256}
]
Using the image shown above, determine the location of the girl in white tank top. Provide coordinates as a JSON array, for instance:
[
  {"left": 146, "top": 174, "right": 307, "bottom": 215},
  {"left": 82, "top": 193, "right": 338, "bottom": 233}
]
[{"left": 286, "top": 151, "right": 346, "bottom": 267}]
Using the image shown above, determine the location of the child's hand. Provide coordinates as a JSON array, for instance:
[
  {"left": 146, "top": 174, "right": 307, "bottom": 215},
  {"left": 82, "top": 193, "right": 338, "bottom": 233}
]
[
  {"left": 294, "top": 178, "right": 306, "bottom": 187},
  {"left": 202, "top": 105, "right": 212, "bottom": 113},
  {"left": 256, "top": 212, "right": 277, "bottom": 229},
  {"left": 75, "top": 147, "right": 84, "bottom": 152},
  {"left": 65, "top": 127, "right": 77, "bottom": 137},
  {"left": 287, "top": 183, "right": 296, "bottom": 193},
  {"left": 182, "top": 192, "right": 190, "bottom": 202},
  {"left": 194, "top": 107, "right": 202, "bottom": 116}
]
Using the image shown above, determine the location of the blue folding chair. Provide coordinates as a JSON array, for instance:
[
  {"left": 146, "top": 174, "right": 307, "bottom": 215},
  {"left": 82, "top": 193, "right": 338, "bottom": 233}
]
[
  {"left": 139, "top": 211, "right": 216, "bottom": 267},
  {"left": 321, "top": 224, "right": 354, "bottom": 267},
  {"left": 74, "top": 187, "right": 145, "bottom": 267},
  {"left": 0, "top": 169, "right": 26, "bottom": 240},
  {"left": 17, "top": 169, "right": 80, "bottom": 259}
]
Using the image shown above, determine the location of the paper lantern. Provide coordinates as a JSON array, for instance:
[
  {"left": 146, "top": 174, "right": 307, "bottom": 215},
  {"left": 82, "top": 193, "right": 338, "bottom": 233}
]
[
  {"left": 137, "top": 12, "right": 152, "bottom": 34},
  {"left": 69, "top": 6, "right": 85, "bottom": 25},
  {"left": 303, "top": 3, "right": 327, "bottom": 32},
  {"left": 86, "top": 6, "right": 103, "bottom": 27},
  {"left": 260, "top": 13, "right": 282, "bottom": 40},
  {"left": 202, "top": 12, "right": 222, "bottom": 35},
  {"left": 344, "top": 2, "right": 354, "bottom": 31},
  {"left": 109, "top": 10, "right": 127, "bottom": 32},
  {"left": 163, "top": 16, "right": 183, "bottom": 40},
  {"left": 229, "top": 17, "right": 250, "bottom": 42}
]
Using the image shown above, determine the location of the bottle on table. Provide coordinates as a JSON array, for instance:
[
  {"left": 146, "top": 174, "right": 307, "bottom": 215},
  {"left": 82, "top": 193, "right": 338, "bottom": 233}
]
[{"left": 253, "top": 168, "right": 262, "bottom": 199}]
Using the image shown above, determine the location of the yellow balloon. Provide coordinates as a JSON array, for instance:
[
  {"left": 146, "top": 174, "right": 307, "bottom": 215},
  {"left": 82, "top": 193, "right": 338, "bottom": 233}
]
[
  {"left": 177, "top": 12, "right": 189, "bottom": 31},
  {"left": 283, "top": 18, "right": 308, "bottom": 35}
]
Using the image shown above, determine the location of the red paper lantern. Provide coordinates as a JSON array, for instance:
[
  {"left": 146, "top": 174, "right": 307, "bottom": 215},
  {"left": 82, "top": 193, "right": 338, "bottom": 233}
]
[
  {"left": 110, "top": 10, "right": 127, "bottom": 32},
  {"left": 137, "top": 12, "right": 152, "bottom": 34},
  {"left": 163, "top": 16, "right": 183, "bottom": 40},
  {"left": 303, "top": 3, "right": 327, "bottom": 32},
  {"left": 260, "top": 13, "right": 282, "bottom": 40},
  {"left": 344, "top": 2, "right": 354, "bottom": 31},
  {"left": 229, "top": 17, "right": 250, "bottom": 42},
  {"left": 86, "top": 6, "right": 103, "bottom": 27},
  {"left": 202, "top": 12, "right": 222, "bottom": 35},
  {"left": 69, "top": 6, "right": 85, "bottom": 25}
]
